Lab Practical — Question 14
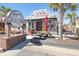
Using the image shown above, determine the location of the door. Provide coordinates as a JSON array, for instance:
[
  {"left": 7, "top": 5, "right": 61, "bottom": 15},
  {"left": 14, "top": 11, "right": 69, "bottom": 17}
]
[{"left": 36, "top": 21, "right": 42, "bottom": 31}]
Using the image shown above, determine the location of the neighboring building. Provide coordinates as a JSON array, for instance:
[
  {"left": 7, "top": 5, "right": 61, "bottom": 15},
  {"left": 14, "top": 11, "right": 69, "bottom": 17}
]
[
  {"left": 74, "top": 17, "right": 79, "bottom": 34},
  {"left": 63, "top": 17, "right": 79, "bottom": 34},
  {"left": 25, "top": 9, "right": 58, "bottom": 34},
  {"left": 0, "top": 17, "right": 5, "bottom": 33}
]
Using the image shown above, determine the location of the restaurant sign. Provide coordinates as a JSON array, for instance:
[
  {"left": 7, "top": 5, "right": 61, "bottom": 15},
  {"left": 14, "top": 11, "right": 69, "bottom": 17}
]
[{"left": 6, "top": 10, "right": 24, "bottom": 28}]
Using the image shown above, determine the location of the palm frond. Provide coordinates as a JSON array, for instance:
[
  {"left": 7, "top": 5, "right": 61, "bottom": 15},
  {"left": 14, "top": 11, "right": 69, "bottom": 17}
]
[{"left": 0, "top": 5, "right": 12, "bottom": 17}]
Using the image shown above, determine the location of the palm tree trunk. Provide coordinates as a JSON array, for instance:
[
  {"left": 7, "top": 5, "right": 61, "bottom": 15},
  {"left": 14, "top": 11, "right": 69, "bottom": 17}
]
[
  {"left": 58, "top": 10, "right": 62, "bottom": 40},
  {"left": 72, "top": 11, "right": 76, "bottom": 33},
  {"left": 70, "top": 17, "right": 73, "bottom": 32},
  {"left": 58, "top": 7, "right": 64, "bottom": 40},
  {"left": 58, "top": 20, "right": 62, "bottom": 40}
]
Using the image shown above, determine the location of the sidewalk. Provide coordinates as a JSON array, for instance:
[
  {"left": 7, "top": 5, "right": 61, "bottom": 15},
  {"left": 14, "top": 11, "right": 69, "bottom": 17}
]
[
  {"left": 40, "top": 38, "right": 79, "bottom": 50},
  {"left": 16, "top": 43, "right": 79, "bottom": 56},
  {"left": 0, "top": 37, "right": 79, "bottom": 56},
  {"left": 16, "top": 37, "right": 79, "bottom": 56},
  {"left": 0, "top": 40, "right": 30, "bottom": 56}
]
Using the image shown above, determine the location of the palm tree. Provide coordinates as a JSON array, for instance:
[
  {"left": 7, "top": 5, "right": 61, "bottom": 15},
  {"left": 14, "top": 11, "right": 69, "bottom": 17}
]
[
  {"left": 48, "top": 3, "right": 68, "bottom": 40},
  {"left": 66, "top": 13, "right": 74, "bottom": 32},
  {"left": 66, "top": 4, "right": 78, "bottom": 33},
  {"left": 66, "top": 13, "right": 76, "bottom": 22},
  {"left": 70, "top": 4, "right": 78, "bottom": 33},
  {"left": 69, "top": 3, "right": 78, "bottom": 16},
  {"left": 66, "top": 13, "right": 76, "bottom": 32},
  {"left": 0, "top": 6, "right": 12, "bottom": 37},
  {"left": 0, "top": 6, "right": 11, "bottom": 16}
]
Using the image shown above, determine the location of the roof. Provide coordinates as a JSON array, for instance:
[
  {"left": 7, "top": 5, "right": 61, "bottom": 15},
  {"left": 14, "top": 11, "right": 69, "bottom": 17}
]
[
  {"left": 25, "top": 14, "right": 57, "bottom": 21},
  {"left": 25, "top": 9, "right": 57, "bottom": 21}
]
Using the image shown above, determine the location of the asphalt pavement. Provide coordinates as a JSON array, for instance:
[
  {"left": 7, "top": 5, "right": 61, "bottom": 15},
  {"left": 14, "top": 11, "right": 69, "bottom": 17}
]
[{"left": 16, "top": 37, "right": 79, "bottom": 56}]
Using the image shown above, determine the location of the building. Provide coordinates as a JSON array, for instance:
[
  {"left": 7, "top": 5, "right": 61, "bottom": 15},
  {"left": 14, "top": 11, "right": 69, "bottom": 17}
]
[
  {"left": 74, "top": 17, "right": 79, "bottom": 34},
  {"left": 63, "top": 16, "right": 79, "bottom": 34},
  {"left": 0, "top": 17, "right": 6, "bottom": 33},
  {"left": 25, "top": 9, "right": 58, "bottom": 35}
]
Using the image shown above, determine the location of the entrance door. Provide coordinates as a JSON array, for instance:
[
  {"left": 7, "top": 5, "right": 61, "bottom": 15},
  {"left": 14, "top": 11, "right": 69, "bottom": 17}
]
[{"left": 36, "top": 21, "right": 42, "bottom": 31}]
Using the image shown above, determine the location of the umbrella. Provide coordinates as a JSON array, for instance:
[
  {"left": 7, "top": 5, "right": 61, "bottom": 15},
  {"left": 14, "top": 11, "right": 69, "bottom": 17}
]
[{"left": 44, "top": 16, "right": 48, "bottom": 32}]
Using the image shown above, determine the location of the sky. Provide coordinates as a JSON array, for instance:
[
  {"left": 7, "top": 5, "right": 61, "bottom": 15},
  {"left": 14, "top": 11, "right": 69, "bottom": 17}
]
[
  {"left": 0, "top": 3, "right": 50, "bottom": 17},
  {"left": 0, "top": 3, "right": 79, "bottom": 24}
]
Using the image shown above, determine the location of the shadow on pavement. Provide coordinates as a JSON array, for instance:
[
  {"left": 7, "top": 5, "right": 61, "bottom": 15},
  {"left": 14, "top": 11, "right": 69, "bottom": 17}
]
[
  {"left": 9, "top": 39, "right": 30, "bottom": 50},
  {"left": 9, "top": 37, "right": 47, "bottom": 51},
  {"left": 30, "top": 37, "right": 47, "bottom": 46}
]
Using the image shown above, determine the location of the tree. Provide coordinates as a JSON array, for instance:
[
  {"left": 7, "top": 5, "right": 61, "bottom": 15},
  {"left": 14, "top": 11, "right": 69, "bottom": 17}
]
[
  {"left": 69, "top": 3, "right": 78, "bottom": 16},
  {"left": 0, "top": 6, "right": 11, "bottom": 16},
  {"left": 66, "top": 4, "right": 78, "bottom": 33},
  {"left": 66, "top": 13, "right": 74, "bottom": 32},
  {"left": 48, "top": 3, "right": 68, "bottom": 40},
  {"left": 0, "top": 6, "right": 12, "bottom": 37}
]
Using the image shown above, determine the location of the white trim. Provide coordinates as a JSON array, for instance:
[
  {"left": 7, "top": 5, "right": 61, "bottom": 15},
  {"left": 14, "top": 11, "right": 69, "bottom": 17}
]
[{"left": 26, "top": 15, "right": 57, "bottom": 20}]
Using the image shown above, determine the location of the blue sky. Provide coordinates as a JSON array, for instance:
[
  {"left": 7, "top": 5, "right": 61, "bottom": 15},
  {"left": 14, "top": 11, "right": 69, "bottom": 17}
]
[
  {"left": 0, "top": 3, "right": 79, "bottom": 24},
  {"left": 0, "top": 3, "right": 50, "bottom": 17}
]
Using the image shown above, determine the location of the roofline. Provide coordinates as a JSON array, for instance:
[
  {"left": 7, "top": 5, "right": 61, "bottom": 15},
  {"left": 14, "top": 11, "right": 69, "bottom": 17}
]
[{"left": 25, "top": 15, "right": 57, "bottom": 21}]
